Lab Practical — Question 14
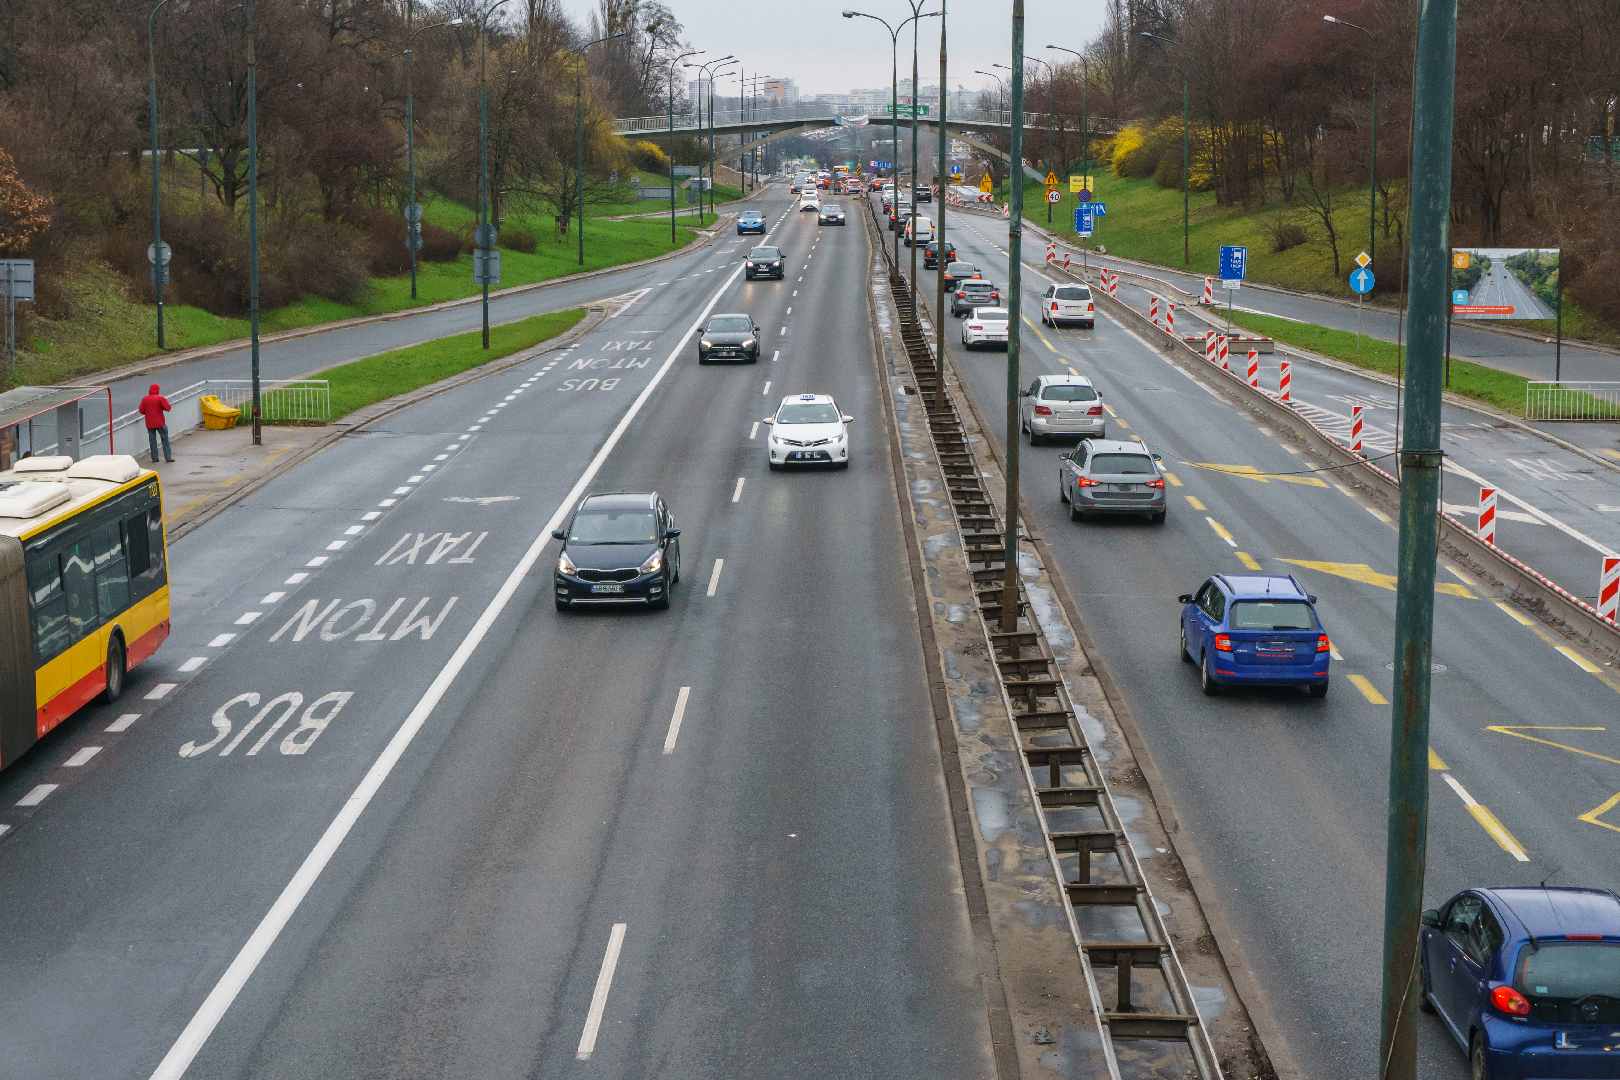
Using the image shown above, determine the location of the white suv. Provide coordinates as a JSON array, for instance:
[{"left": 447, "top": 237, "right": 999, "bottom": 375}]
[
  {"left": 799, "top": 189, "right": 821, "bottom": 211},
  {"left": 763, "top": 393, "right": 853, "bottom": 469},
  {"left": 1041, "top": 282, "right": 1096, "bottom": 329}
]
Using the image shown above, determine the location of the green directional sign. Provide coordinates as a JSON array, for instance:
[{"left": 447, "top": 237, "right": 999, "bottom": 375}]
[{"left": 882, "top": 103, "right": 930, "bottom": 117}]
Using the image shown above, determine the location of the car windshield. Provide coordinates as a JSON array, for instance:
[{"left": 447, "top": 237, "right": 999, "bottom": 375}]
[
  {"left": 569, "top": 509, "right": 658, "bottom": 544},
  {"left": 973, "top": 308, "right": 1009, "bottom": 321},
  {"left": 823, "top": 205, "right": 843, "bottom": 212},
  {"left": 1521, "top": 942, "right": 1620, "bottom": 1000},
  {"left": 1090, "top": 453, "right": 1157, "bottom": 475},
  {"left": 1055, "top": 286, "right": 1092, "bottom": 300},
  {"left": 1228, "top": 601, "right": 1315, "bottom": 630},
  {"left": 749, "top": 248, "right": 779, "bottom": 259},
  {"left": 707, "top": 316, "right": 752, "bottom": 333},
  {"left": 776, "top": 403, "right": 841, "bottom": 424},
  {"left": 1042, "top": 384, "right": 1097, "bottom": 401}
]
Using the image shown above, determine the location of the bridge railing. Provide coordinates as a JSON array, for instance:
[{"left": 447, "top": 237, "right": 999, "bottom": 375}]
[{"left": 612, "top": 104, "right": 1125, "bottom": 136}]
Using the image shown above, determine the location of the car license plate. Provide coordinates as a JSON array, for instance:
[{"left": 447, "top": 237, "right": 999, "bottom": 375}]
[
  {"left": 1111, "top": 483, "right": 1133, "bottom": 491},
  {"left": 590, "top": 583, "right": 624, "bottom": 594}
]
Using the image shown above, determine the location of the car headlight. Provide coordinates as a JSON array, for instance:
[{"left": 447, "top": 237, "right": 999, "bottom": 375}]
[
  {"left": 557, "top": 549, "right": 577, "bottom": 575},
  {"left": 638, "top": 550, "right": 663, "bottom": 575},
  {"left": 700, "top": 339, "right": 712, "bottom": 348},
  {"left": 746, "top": 261, "right": 756, "bottom": 267}
]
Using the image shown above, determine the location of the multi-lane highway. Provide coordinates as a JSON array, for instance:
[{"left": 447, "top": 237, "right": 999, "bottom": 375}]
[
  {"left": 0, "top": 190, "right": 997, "bottom": 1078},
  {"left": 905, "top": 197, "right": 1620, "bottom": 1080},
  {"left": 1464, "top": 266, "right": 1559, "bottom": 321}
]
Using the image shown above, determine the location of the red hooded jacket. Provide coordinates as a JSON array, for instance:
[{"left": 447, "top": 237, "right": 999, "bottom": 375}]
[{"left": 139, "top": 384, "right": 172, "bottom": 430}]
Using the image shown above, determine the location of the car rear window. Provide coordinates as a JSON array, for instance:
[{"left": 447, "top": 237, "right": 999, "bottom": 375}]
[
  {"left": 972, "top": 308, "right": 1009, "bottom": 320},
  {"left": 963, "top": 282, "right": 994, "bottom": 293},
  {"left": 749, "top": 247, "right": 779, "bottom": 258},
  {"left": 741, "top": 213, "right": 762, "bottom": 220},
  {"left": 1041, "top": 384, "right": 1098, "bottom": 401},
  {"left": 1055, "top": 286, "right": 1092, "bottom": 300},
  {"left": 1521, "top": 942, "right": 1620, "bottom": 1000},
  {"left": 1089, "top": 453, "right": 1157, "bottom": 475},
  {"left": 1228, "top": 601, "right": 1315, "bottom": 630}
]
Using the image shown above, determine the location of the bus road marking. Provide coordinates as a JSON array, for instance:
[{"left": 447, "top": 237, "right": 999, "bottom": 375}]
[
  {"left": 17, "top": 784, "right": 56, "bottom": 806},
  {"left": 663, "top": 687, "right": 692, "bottom": 754},
  {"left": 576, "top": 923, "right": 628, "bottom": 1060}
]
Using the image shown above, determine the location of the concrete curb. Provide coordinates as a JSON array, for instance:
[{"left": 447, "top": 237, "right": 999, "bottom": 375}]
[{"left": 165, "top": 304, "right": 610, "bottom": 544}]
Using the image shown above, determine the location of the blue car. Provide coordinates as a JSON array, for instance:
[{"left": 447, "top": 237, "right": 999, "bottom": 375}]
[
  {"left": 1421, "top": 886, "right": 1620, "bottom": 1079},
  {"left": 736, "top": 211, "right": 766, "bottom": 235},
  {"left": 1178, "top": 574, "right": 1330, "bottom": 696}
]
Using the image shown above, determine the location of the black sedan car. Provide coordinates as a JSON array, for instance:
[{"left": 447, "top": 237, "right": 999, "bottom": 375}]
[
  {"left": 923, "top": 239, "right": 956, "bottom": 268},
  {"left": 744, "top": 246, "right": 784, "bottom": 280},
  {"left": 736, "top": 211, "right": 766, "bottom": 235},
  {"left": 943, "top": 261, "right": 978, "bottom": 290},
  {"left": 818, "top": 203, "right": 847, "bottom": 225},
  {"left": 553, "top": 492, "right": 681, "bottom": 610},
  {"left": 698, "top": 313, "right": 761, "bottom": 363}
]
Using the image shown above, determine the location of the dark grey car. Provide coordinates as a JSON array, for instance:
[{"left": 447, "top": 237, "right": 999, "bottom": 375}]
[
  {"left": 553, "top": 491, "right": 681, "bottom": 610},
  {"left": 951, "top": 280, "right": 1001, "bottom": 317},
  {"left": 1058, "top": 440, "right": 1168, "bottom": 523},
  {"left": 744, "top": 246, "right": 784, "bottom": 280},
  {"left": 698, "top": 313, "right": 761, "bottom": 363}
]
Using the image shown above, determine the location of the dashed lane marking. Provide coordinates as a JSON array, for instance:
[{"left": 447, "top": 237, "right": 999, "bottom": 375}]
[
  {"left": 64, "top": 746, "right": 102, "bottom": 767},
  {"left": 1184, "top": 495, "right": 1206, "bottom": 511},
  {"left": 144, "top": 683, "right": 176, "bottom": 701},
  {"left": 209, "top": 634, "right": 235, "bottom": 647},
  {"left": 1162, "top": 470, "right": 1183, "bottom": 487},
  {"left": 17, "top": 784, "right": 56, "bottom": 806},
  {"left": 1236, "top": 551, "right": 1262, "bottom": 570},
  {"left": 106, "top": 714, "right": 140, "bottom": 733},
  {"left": 662, "top": 687, "right": 691, "bottom": 755},
  {"left": 1494, "top": 601, "right": 1534, "bottom": 626},
  {"left": 1205, "top": 517, "right": 1237, "bottom": 546},
  {"left": 707, "top": 559, "right": 725, "bottom": 597},
  {"left": 732, "top": 478, "right": 745, "bottom": 503},
  {"left": 1346, "top": 673, "right": 1388, "bottom": 704},
  {"left": 575, "top": 923, "right": 628, "bottom": 1060},
  {"left": 749, "top": 422, "right": 759, "bottom": 440},
  {"left": 1443, "top": 772, "right": 1530, "bottom": 861}
]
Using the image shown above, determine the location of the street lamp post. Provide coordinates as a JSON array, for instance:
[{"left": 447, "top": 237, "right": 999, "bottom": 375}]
[
  {"left": 1325, "top": 14, "right": 1377, "bottom": 270},
  {"left": 246, "top": 0, "right": 262, "bottom": 443},
  {"left": 1002, "top": 0, "right": 1027, "bottom": 631},
  {"left": 405, "top": 16, "right": 463, "bottom": 298},
  {"left": 574, "top": 32, "right": 625, "bottom": 267},
  {"left": 975, "top": 69, "right": 1005, "bottom": 192},
  {"left": 1001, "top": 56, "right": 1052, "bottom": 222},
  {"left": 1141, "top": 32, "right": 1188, "bottom": 267},
  {"left": 670, "top": 50, "right": 703, "bottom": 242},
  {"left": 477, "top": 0, "right": 513, "bottom": 349},
  {"left": 1047, "top": 44, "right": 1090, "bottom": 222},
  {"left": 147, "top": 0, "right": 174, "bottom": 350},
  {"left": 933, "top": 0, "right": 948, "bottom": 412},
  {"left": 687, "top": 57, "right": 735, "bottom": 218}
]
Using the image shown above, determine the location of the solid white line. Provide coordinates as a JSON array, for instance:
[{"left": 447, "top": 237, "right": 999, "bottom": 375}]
[
  {"left": 663, "top": 687, "right": 691, "bottom": 754},
  {"left": 64, "top": 746, "right": 102, "bottom": 767},
  {"left": 106, "top": 714, "right": 141, "bottom": 733},
  {"left": 732, "top": 477, "right": 745, "bottom": 503},
  {"left": 707, "top": 559, "right": 724, "bottom": 597},
  {"left": 575, "top": 923, "right": 628, "bottom": 1060},
  {"left": 144, "top": 214, "right": 770, "bottom": 1080},
  {"left": 17, "top": 784, "right": 56, "bottom": 806}
]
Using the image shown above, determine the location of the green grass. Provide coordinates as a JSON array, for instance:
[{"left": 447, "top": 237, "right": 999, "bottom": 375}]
[
  {"left": 1221, "top": 310, "right": 1530, "bottom": 414},
  {"left": 322, "top": 310, "right": 586, "bottom": 419}
]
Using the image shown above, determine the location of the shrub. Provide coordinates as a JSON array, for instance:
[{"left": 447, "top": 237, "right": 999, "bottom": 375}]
[
  {"left": 419, "top": 221, "right": 460, "bottom": 263},
  {"left": 1567, "top": 251, "right": 1620, "bottom": 329},
  {"left": 1111, "top": 125, "right": 1156, "bottom": 179},
  {"left": 501, "top": 225, "right": 536, "bottom": 253},
  {"left": 631, "top": 140, "right": 668, "bottom": 173}
]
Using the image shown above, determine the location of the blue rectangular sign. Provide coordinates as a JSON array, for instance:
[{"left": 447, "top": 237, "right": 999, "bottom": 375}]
[
  {"left": 1219, "top": 245, "right": 1247, "bottom": 281},
  {"left": 1074, "top": 209, "right": 1095, "bottom": 234}
]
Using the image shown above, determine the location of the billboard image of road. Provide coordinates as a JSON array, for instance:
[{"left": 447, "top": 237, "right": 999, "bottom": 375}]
[{"left": 1451, "top": 247, "right": 1559, "bottom": 319}]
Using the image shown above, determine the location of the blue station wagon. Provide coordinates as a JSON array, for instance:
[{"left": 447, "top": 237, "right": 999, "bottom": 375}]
[
  {"left": 1179, "top": 574, "right": 1331, "bottom": 696},
  {"left": 1421, "top": 886, "right": 1620, "bottom": 1080}
]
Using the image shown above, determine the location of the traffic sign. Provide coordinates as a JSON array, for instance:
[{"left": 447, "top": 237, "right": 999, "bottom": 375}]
[
  {"left": 1075, "top": 202, "right": 1107, "bottom": 216},
  {"left": 1044, "top": 171, "right": 1059, "bottom": 187},
  {"left": 1350, "top": 267, "right": 1375, "bottom": 294},
  {"left": 474, "top": 223, "right": 498, "bottom": 248},
  {"left": 1046, "top": 189, "right": 1062, "bottom": 204},
  {"left": 979, "top": 173, "right": 993, "bottom": 193},
  {"left": 1069, "top": 174, "right": 1092, "bottom": 194},
  {"left": 1355, "top": 250, "right": 1371, "bottom": 268},
  {"left": 147, "top": 241, "right": 172, "bottom": 266},
  {"left": 403, "top": 203, "right": 423, "bottom": 223},
  {"left": 405, "top": 223, "right": 422, "bottom": 252},
  {"left": 1074, "top": 208, "right": 1095, "bottom": 234},
  {"left": 473, "top": 248, "right": 501, "bottom": 286},
  {"left": 1219, "top": 245, "right": 1247, "bottom": 281}
]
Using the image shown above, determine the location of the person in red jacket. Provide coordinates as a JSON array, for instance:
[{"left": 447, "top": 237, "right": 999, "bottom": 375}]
[{"left": 139, "top": 383, "right": 174, "bottom": 463}]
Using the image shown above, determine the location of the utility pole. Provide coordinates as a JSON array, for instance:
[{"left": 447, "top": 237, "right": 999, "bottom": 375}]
[
  {"left": 247, "top": 0, "right": 261, "bottom": 443},
  {"left": 1378, "top": 0, "right": 1457, "bottom": 1076},
  {"left": 934, "top": 0, "right": 947, "bottom": 414},
  {"left": 575, "top": 32, "right": 624, "bottom": 267},
  {"left": 1002, "top": 0, "right": 1024, "bottom": 633},
  {"left": 147, "top": 0, "right": 173, "bottom": 350}
]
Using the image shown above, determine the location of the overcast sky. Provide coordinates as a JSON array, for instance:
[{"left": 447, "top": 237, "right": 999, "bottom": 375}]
[{"left": 557, "top": 1, "right": 1108, "bottom": 99}]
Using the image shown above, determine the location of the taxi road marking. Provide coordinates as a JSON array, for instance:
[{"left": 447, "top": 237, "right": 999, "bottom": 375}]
[
  {"left": 1346, "top": 673, "right": 1387, "bottom": 704},
  {"left": 1442, "top": 772, "right": 1530, "bottom": 861}
]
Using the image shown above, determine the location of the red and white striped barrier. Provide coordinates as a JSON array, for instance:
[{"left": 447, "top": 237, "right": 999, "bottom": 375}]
[
  {"left": 1479, "top": 487, "right": 1497, "bottom": 546},
  {"left": 1351, "top": 406, "right": 1363, "bottom": 452},
  {"left": 1149, "top": 295, "right": 1160, "bottom": 327},
  {"left": 1601, "top": 557, "right": 1620, "bottom": 623},
  {"left": 977, "top": 192, "right": 994, "bottom": 203},
  {"left": 1046, "top": 243, "right": 1056, "bottom": 263},
  {"left": 1001, "top": 203, "right": 1009, "bottom": 219},
  {"left": 1204, "top": 331, "right": 1217, "bottom": 364},
  {"left": 1218, "top": 335, "right": 1229, "bottom": 371},
  {"left": 1279, "top": 360, "right": 1292, "bottom": 403},
  {"left": 1166, "top": 301, "right": 1175, "bottom": 335},
  {"left": 1108, "top": 271, "right": 1118, "bottom": 298},
  {"left": 1247, "top": 349, "right": 1259, "bottom": 388},
  {"left": 1202, "top": 277, "right": 1214, "bottom": 305},
  {"left": 1063, "top": 251, "right": 1071, "bottom": 271}
]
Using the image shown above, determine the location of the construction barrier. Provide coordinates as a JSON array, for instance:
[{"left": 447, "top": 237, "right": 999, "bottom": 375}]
[
  {"left": 1046, "top": 243, "right": 1056, "bottom": 263},
  {"left": 1149, "top": 295, "right": 1160, "bottom": 327},
  {"left": 1167, "top": 300, "right": 1175, "bottom": 336},
  {"left": 1279, "top": 360, "right": 1292, "bottom": 403},
  {"left": 1479, "top": 487, "right": 1498, "bottom": 546},
  {"left": 1351, "top": 406, "right": 1363, "bottom": 452},
  {"left": 1204, "top": 331, "right": 1217, "bottom": 364},
  {"left": 1218, "top": 336, "right": 1229, "bottom": 371},
  {"left": 1601, "top": 557, "right": 1620, "bottom": 623},
  {"left": 1202, "top": 277, "right": 1214, "bottom": 305},
  {"left": 1247, "top": 349, "right": 1260, "bottom": 388}
]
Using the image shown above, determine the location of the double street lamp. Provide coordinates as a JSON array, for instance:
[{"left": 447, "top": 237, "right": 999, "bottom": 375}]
[
  {"left": 1047, "top": 44, "right": 1091, "bottom": 211},
  {"left": 573, "top": 32, "right": 625, "bottom": 267},
  {"left": 476, "top": 0, "right": 513, "bottom": 348},
  {"left": 1140, "top": 32, "right": 1189, "bottom": 267},
  {"left": 1324, "top": 14, "right": 1378, "bottom": 269},
  {"left": 687, "top": 56, "right": 736, "bottom": 217},
  {"left": 404, "top": 16, "right": 463, "bottom": 298},
  {"left": 669, "top": 50, "right": 703, "bottom": 242}
]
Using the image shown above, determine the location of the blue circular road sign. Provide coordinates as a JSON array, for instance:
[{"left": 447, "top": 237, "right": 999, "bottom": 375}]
[{"left": 1350, "top": 268, "right": 1375, "bottom": 294}]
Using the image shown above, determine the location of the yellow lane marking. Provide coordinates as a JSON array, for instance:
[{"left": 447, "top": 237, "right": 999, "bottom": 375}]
[
  {"left": 1429, "top": 748, "right": 1449, "bottom": 770},
  {"left": 1279, "top": 559, "right": 1476, "bottom": 598},
  {"left": 1366, "top": 507, "right": 1394, "bottom": 525},
  {"left": 1103, "top": 403, "right": 1117, "bottom": 417},
  {"left": 1162, "top": 470, "right": 1183, "bottom": 487},
  {"left": 1184, "top": 495, "right": 1206, "bottom": 510},
  {"left": 1581, "top": 791, "right": 1620, "bottom": 834},
  {"left": 1603, "top": 448, "right": 1620, "bottom": 461},
  {"left": 1066, "top": 364, "right": 1079, "bottom": 375},
  {"left": 1235, "top": 551, "right": 1262, "bottom": 570},
  {"left": 1486, "top": 726, "right": 1616, "bottom": 765},
  {"left": 1116, "top": 419, "right": 1131, "bottom": 429},
  {"left": 1557, "top": 646, "right": 1603, "bottom": 673},
  {"left": 1205, "top": 517, "right": 1237, "bottom": 546},
  {"left": 1441, "top": 772, "right": 1529, "bottom": 860},
  {"left": 216, "top": 472, "right": 250, "bottom": 488},
  {"left": 1444, "top": 565, "right": 1480, "bottom": 588},
  {"left": 1183, "top": 461, "right": 1328, "bottom": 488},
  {"left": 1494, "top": 601, "right": 1534, "bottom": 626},
  {"left": 164, "top": 494, "right": 210, "bottom": 526},
  {"left": 1346, "top": 673, "right": 1388, "bottom": 704}
]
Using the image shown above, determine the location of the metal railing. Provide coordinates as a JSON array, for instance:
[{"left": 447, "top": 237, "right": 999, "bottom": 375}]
[
  {"left": 65, "top": 379, "right": 331, "bottom": 459},
  {"left": 1525, "top": 381, "right": 1620, "bottom": 420},
  {"left": 207, "top": 379, "right": 331, "bottom": 422},
  {"left": 612, "top": 104, "right": 1124, "bottom": 136}
]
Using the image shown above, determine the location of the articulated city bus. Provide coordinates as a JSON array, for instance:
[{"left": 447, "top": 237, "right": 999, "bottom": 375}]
[{"left": 0, "top": 453, "right": 170, "bottom": 769}]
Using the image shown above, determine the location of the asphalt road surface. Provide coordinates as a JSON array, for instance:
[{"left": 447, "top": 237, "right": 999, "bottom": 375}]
[
  {"left": 910, "top": 197, "right": 1620, "bottom": 1080},
  {"left": 1465, "top": 268, "right": 1558, "bottom": 321},
  {"left": 0, "top": 188, "right": 996, "bottom": 1080}
]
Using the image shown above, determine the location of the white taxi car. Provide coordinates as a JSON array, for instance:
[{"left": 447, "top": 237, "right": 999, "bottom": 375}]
[
  {"left": 799, "top": 188, "right": 821, "bottom": 212},
  {"left": 763, "top": 393, "right": 853, "bottom": 469},
  {"left": 1041, "top": 282, "right": 1096, "bottom": 328},
  {"left": 961, "top": 306, "right": 1010, "bottom": 350}
]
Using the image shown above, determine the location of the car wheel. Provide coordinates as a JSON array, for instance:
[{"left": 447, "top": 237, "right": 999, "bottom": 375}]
[
  {"left": 1029, "top": 429, "right": 1042, "bottom": 447},
  {"left": 102, "top": 633, "right": 126, "bottom": 703},
  {"left": 1470, "top": 1036, "right": 1488, "bottom": 1080},
  {"left": 1308, "top": 678, "right": 1329, "bottom": 699},
  {"left": 1069, "top": 499, "right": 1084, "bottom": 523},
  {"left": 1201, "top": 653, "right": 1221, "bottom": 696},
  {"left": 1059, "top": 480, "right": 1070, "bottom": 504},
  {"left": 1151, "top": 510, "right": 1167, "bottom": 524},
  {"left": 651, "top": 573, "right": 671, "bottom": 610},
  {"left": 1180, "top": 623, "right": 1193, "bottom": 663},
  {"left": 555, "top": 597, "right": 570, "bottom": 612}
]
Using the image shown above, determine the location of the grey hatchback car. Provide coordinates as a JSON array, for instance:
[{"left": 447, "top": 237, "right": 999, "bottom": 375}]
[
  {"left": 1058, "top": 439, "right": 1167, "bottom": 523},
  {"left": 1020, "top": 374, "right": 1105, "bottom": 444}
]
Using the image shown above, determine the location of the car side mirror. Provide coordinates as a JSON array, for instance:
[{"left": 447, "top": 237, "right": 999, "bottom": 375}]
[
  {"left": 1177, "top": 593, "right": 1193, "bottom": 604},
  {"left": 1308, "top": 594, "right": 1318, "bottom": 604},
  {"left": 551, "top": 529, "right": 566, "bottom": 540},
  {"left": 1058, "top": 451, "right": 1073, "bottom": 461},
  {"left": 665, "top": 527, "right": 681, "bottom": 538},
  {"left": 1019, "top": 391, "right": 1030, "bottom": 398},
  {"left": 1152, "top": 454, "right": 1163, "bottom": 462},
  {"left": 1421, "top": 908, "right": 1441, "bottom": 928},
  {"left": 762, "top": 417, "right": 774, "bottom": 424},
  {"left": 841, "top": 415, "right": 854, "bottom": 424}
]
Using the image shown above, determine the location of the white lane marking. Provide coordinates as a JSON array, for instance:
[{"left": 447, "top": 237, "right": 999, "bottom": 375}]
[
  {"left": 467, "top": 426, "right": 481, "bottom": 432},
  {"left": 64, "top": 746, "right": 102, "bottom": 767},
  {"left": 261, "top": 592, "right": 285, "bottom": 604},
  {"left": 772, "top": 350, "right": 780, "bottom": 362},
  {"left": 208, "top": 634, "right": 235, "bottom": 647},
  {"left": 143, "top": 220, "right": 769, "bottom": 1080},
  {"left": 749, "top": 422, "right": 759, "bottom": 440},
  {"left": 1329, "top": 644, "right": 1344, "bottom": 661},
  {"left": 434, "top": 454, "right": 449, "bottom": 461},
  {"left": 707, "top": 559, "right": 724, "bottom": 596},
  {"left": 107, "top": 714, "right": 141, "bottom": 733},
  {"left": 145, "top": 683, "right": 177, "bottom": 700},
  {"left": 393, "top": 487, "right": 411, "bottom": 496},
  {"left": 1443, "top": 772, "right": 1530, "bottom": 861},
  {"left": 421, "top": 465, "right": 436, "bottom": 472},
  {"left": 779, "top": 326, "right": 785, "bottom": 336},
  {"left": 306, "top": 557, "right": 328, "bottom": 566},
  {"left": 178, "top": 657, "right": 206, "bottom": 673},
  {"left": 0, "top": 824, "right": 9, "bottom": 837},
  {"left": 407, "top": 475, "right": 425, "bottom": 483},
  {"left": 1444, "top": 459, "right": 1620, "bottom": 557},
  {"left": 732, "top": 478, "right": 745, "bottom": 503},
  {"left": 792, "top": 290, "right": 798, "bottom": 296},
  {"left": 378, "top": 499, "right": 397, "bottom": 507},
  {"left": 235, "top": 612, "right": 261, "bottom": 625},
  {"left": 17, "top": 784, "right": 56, "bottom": 806},
  {"left": 326, "top": 541, "right": 346, "bottom": 551},
  {"left": 1557, "top": 645, "right": 1602, "bottom": 673},
  {"left": 762, "top": 382, "right": 771, "bottom": 396},
  {"left": 343, "top": 526, "right": 363, "bottom": 536},
  {"left": 663, "top": 687, "right": 692, "bottom": 754},
  {"left": 785, "top": 307, "right": 792, "bottom": 315},
  {"left": 575, "top": 923, "right": 628, "bottom": 1060},
  {"left": 362, "top": 511, "right": 381, "bottom": 521}
]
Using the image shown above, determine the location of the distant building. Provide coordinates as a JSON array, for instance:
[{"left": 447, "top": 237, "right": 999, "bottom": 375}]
[
  {"left": 849, "top": 88, "right": 890, "bottom": 107},
  {"left": 762, "top": 78, "right": 799, "bottom": 105}
]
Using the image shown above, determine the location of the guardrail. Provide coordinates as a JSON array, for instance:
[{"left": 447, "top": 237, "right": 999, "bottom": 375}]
[
  {"left": 1525, "top": 381, "right": 1620, "bottom": 421},
  {"left": 60, "top": 379, "right": 332, "bottom": 459},
  {"left": 611, "top": 104, "right": 1125, "bottom": 136}
]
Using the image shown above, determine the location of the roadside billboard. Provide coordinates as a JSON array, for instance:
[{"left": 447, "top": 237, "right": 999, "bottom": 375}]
[{"left": 1449, "top": 248, "right": 1559, "bottom": 320}]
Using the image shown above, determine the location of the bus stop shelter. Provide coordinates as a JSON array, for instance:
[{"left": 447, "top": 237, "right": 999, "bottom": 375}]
[{"left": 0, "top": 385, "right": 114, "bottom": 471}]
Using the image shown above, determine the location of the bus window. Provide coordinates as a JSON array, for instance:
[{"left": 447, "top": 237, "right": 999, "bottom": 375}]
[
  {"left": 92, "top": 521, "right": 128, "bottom": 619},
  {"left": 62, "top": 541, "right": 97, "bottom": 642},
  {"left": 126, "top": 510, "right": 150, "bottom": 578},
  {"left": 27, "top": 553, "right": 68, "bottom": 664},
  {"left": 146, "top": 506, "right": 164, "bottom": 577}
]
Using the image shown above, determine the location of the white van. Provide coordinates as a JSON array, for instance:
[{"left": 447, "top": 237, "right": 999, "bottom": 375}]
[{"left": 905, "top": 215, "right": 935, "bottom": 247}]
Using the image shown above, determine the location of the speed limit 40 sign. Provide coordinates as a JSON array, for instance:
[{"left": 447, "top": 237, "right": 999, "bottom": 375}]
[{"left": 1046, "top": 189, "right": 1062, "bottom": 204}]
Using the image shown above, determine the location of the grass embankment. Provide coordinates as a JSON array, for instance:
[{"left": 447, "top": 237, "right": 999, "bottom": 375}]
[
  {"left": 321, "top": 310, "right": 586, "bottom": 420},
  {"left": 1221, "top": 310, "right": 1530, "bottom": 415}
]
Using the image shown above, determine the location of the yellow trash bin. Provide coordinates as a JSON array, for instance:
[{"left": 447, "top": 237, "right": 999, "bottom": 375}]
[{"left": 200, "top": 394, "right": 241, "bottom": 430}]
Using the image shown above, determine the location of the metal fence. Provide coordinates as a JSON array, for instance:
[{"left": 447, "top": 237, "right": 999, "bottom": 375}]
[
  {"left": 1525, "top": 381, "right": 1620, "bottom": 421},
  {"left": 611, "top": 104, "right": 1124, "bottom": 136},
  {"left": 65, "top": 378, "right": 332, "bottom": 459}
]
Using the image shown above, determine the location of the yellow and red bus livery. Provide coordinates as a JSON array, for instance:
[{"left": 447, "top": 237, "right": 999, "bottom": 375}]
[{"left": 0, "top": 454, "right": 170, "bottom": 769}]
